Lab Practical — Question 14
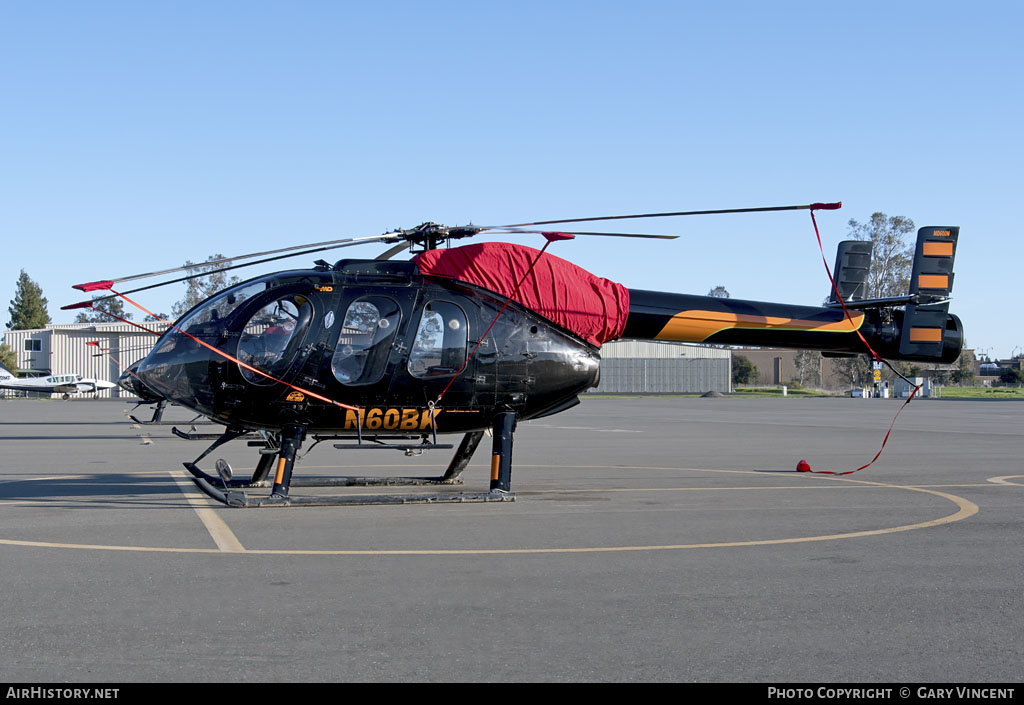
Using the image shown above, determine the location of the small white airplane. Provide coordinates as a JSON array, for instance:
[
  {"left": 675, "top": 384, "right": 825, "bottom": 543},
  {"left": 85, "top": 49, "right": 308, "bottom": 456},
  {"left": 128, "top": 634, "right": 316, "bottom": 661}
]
[{"left": 0, "top": 365, "right": 117, "bottom": 399}]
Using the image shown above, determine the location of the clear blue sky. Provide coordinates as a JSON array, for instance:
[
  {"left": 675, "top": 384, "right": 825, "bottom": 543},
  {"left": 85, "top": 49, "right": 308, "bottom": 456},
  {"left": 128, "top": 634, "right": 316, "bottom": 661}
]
[{"left": 2, "top": 2, "right": 1021, "bottom": 359}]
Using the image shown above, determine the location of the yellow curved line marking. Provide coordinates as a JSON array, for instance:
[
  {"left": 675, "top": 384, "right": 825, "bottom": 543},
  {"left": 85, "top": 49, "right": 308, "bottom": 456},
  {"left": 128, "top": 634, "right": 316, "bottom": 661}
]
[
  {"left": 987, "top": 475, "right": 1024, "bottom": 486},
  {"left": 655, "top": 310, "right": 864, "bottom": 343},
  {"left": 0, "top": 470, "right": 978, "bottom": 556},
  {"left": 524, "top": 485, "right": 887, "bottom": 494}
]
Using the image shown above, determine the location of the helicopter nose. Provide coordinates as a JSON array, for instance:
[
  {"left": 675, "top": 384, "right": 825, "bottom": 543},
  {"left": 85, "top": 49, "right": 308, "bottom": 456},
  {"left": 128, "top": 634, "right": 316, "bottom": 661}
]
[
  {"left": 133, "top": 277, "right": 317, "bottom": 420},
  {"left": 118, "top": 362, "right": 165, "bottom": 403},
  {"left": 135, "top": 330, "right": 217, "bottom": 414}
]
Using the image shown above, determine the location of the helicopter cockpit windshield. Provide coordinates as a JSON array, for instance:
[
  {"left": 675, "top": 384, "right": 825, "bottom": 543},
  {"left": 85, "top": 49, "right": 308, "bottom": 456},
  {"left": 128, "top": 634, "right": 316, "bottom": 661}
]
[
  {"left": 139, "top": 277, "right": 314, "bottom": 400},
  {"left": 151, "top": 280, "right": 270, "bottom": 357}
]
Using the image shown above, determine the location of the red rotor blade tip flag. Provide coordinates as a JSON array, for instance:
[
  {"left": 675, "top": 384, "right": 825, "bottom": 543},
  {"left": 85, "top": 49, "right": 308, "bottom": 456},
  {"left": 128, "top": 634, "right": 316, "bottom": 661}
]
[{"left": 73, "top": 280, "right": 114, "bottom": 292}]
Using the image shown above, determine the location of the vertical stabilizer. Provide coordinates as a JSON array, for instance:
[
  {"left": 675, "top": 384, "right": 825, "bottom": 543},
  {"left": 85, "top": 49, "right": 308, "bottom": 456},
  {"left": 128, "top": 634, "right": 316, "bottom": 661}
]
[{"left": 898, "top": 227, "right": 959, "bottom": 359}]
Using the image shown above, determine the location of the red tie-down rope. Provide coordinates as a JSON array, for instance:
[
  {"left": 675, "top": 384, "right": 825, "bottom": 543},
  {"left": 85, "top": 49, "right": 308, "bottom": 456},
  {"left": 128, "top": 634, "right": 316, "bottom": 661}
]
[
  {"left": 71, "top": 289, "right": 361, "bottom": 412},
  {"left": 799, "top": 205, "right": 922, "bottom": 476}
]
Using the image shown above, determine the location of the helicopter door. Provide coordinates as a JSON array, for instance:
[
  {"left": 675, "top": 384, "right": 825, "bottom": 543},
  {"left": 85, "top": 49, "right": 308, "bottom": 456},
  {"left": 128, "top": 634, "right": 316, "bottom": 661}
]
[
  {"left": 331, "top": 296, "right": 403, "bottom": 387},
  {"left": 406, "top": 300, "right": 471, "bottom": 405},
  {"left": 477, "top": 302, "right": 531, "bottom": 409},
  {"left": 236, "top": 294, "right": 314, "bottom": 385}
]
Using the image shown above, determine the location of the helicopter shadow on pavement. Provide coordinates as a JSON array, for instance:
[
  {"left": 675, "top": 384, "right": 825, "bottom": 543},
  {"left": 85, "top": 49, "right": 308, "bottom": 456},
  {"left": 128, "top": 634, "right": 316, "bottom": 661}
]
[
  {"left": 0, "top": 472, "right": 192, "bottom": 509},
  {"left": 0, "top": 420, "right": 130, "bottom": 426}
]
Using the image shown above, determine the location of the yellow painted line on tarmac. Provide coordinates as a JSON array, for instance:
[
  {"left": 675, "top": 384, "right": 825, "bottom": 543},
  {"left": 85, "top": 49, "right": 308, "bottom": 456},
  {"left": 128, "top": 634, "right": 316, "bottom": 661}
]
[
  {"left": 522, "top": 483, "right": 1003, "bottom": 494},
  {"left": 0, "top": 539, "right": 222, "bottom": 553},
  {"left": 241, "top": 481, "right": 979, "bottom": 555},
  {"left": 168, "top": 472, "right": 247, "bottom": 553},
  {"left": 522, "top": 485, "right": 890, "bottom": 494},
  {"left": 987, "top": 475, "right": 1024, "bottom": 486},
  {"left": 894, "top": 483, "right": 1003, "bottom": 488},
  {"left": 0, "top": 470, "right": 980, "bottom": 556}
]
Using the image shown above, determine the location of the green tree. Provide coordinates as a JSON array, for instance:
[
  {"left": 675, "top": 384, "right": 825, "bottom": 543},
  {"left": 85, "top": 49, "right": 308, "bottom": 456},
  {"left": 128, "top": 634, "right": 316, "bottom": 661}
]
[
  {"left": 891, "top": 360, "right": 921, "bottom": 379},
  {"left": 950, "top": 350, "right": 976, "bottom": 385},
  {"left": 0, "top": 342, "right": 17, "bottom": 374},
  {"left": 999, "top": 368, "right": 1023, "bottom": 386},
  {"left": 847, "top": 213, "right": 915, "bottom": 298},
  {"left": 732, "top": 355, "right": 758, "bottom": 385},
  {"left": 7, "top": 270, "right": 51, "bottom": 330},
  {"left": 834, "top": 355, "right": 871, "bottom": 388},
  {"left": 74, "top": 296, "right": 133, "bottom": 323},
  {"left": 172, "top": 255, "right": 241, "bottom": 319},
  {"left": 707, "top": 286, "right": 730, "bottom": 298},
  {"left": 793, "top": 349, "right": 821, "bottom": 387}
]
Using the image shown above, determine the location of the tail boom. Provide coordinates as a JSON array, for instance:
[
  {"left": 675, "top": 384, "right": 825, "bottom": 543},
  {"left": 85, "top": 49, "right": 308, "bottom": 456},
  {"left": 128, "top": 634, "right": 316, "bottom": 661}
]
[{"left": 621, "top": 289, "right": 963, "bottom": 363}]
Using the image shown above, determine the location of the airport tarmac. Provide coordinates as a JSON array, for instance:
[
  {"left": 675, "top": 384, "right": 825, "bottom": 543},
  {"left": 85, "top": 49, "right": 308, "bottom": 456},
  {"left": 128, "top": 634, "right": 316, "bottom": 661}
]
[{"left": 0, "top": 396, "right": 1021, "bottom": 682}]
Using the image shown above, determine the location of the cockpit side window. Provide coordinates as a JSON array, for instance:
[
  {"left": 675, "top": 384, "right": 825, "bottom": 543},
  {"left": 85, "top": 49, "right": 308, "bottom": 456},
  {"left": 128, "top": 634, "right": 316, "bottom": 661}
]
[
  {"left": 408, "top": 301, "right": 467, "bottom": 378},
  {"left": 237, "top": 294, "right": 313, "bottom": 385},
  {"left": 331, "top": 296, "right": 402, "bottom": 386}
]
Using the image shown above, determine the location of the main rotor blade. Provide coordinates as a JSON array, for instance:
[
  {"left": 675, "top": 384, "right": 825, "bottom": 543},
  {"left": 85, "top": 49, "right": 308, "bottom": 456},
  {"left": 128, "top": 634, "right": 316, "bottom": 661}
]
[
  {"left": 72, "top": 233, "right": 389, "bottom": 292},
  {"left": 63, "top": 237, "right": 384, "bottom": 310},
  {"left": 375, "top": 241, "right": 413, "bottom": 261},
  {"left": 481, "top": 228, "right": 678, "bottom": 239},
  {"left": 497, "top": 202, "right": 842, "bottom": 228}
]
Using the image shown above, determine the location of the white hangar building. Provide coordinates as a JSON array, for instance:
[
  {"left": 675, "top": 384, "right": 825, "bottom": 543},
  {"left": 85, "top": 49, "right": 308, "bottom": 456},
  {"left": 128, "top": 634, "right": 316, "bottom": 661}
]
[
  {"left": 2, "top": 322, "right": 167, "bottom": 399},
  {"left": 588, "top": 340, "right": 732, "bottom": 394}
]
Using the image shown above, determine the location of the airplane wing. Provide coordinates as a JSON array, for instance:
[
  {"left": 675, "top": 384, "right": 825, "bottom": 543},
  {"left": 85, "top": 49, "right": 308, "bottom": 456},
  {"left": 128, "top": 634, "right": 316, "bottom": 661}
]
[{"left": 0, "top": 381, "right": 59, "bottom": 393}]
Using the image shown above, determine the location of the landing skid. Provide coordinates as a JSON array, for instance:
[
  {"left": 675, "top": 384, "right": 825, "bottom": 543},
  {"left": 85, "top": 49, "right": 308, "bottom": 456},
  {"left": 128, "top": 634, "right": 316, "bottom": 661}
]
[{"left": 184, "top": 416, "right": 518, "bottom": 508}]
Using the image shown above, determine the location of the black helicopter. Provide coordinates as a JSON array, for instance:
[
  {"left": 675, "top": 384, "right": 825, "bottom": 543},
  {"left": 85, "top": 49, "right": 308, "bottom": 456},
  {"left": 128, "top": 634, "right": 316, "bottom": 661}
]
[{"left": 65, "top": 204, "right": 962, "bottom": 507}]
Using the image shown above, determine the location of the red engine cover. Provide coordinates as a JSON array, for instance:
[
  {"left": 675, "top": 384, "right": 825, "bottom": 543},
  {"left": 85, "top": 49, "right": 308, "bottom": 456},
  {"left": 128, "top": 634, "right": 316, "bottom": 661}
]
[{"left": 414, "top": 242, "right": 629, "bottom": 346}]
